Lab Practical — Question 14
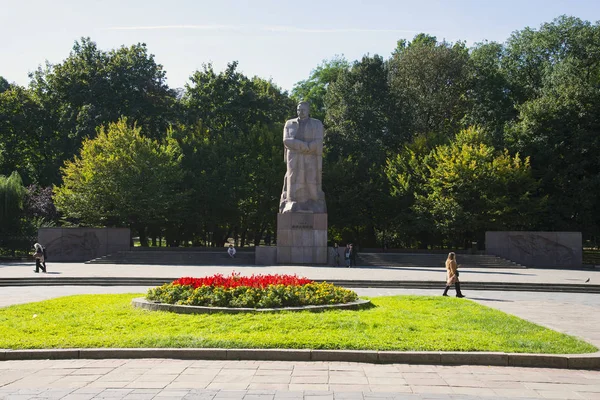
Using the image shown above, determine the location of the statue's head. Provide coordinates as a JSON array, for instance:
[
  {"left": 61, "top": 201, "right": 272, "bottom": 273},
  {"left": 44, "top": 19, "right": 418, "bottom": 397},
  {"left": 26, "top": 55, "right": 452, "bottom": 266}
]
[{"left": 297, "top": 101, "right": 310, "bottom": 120}]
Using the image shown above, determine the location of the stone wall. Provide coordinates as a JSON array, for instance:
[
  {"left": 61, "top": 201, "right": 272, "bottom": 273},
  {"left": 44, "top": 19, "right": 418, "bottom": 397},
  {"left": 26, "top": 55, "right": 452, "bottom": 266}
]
[
  {"left": 485, "top": 231, "right": 582, "bottom": 267},
  {"left": 38, "top": 228, "right": 130, "bottom": 262},
  {"left": 255, "top": 246, "right": 277, "bottom": 265}
]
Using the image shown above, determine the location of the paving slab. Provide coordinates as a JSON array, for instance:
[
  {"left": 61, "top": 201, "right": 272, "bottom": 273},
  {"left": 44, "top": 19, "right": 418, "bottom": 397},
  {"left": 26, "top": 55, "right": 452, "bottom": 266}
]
[{"left": 0, "top": 360, "right": 598, "bottom": 399}]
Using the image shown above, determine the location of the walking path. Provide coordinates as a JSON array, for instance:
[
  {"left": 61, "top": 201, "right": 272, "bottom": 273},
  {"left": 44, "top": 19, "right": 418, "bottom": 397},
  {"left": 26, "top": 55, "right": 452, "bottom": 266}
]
[
  {"left": 1, "top": 261, "right": 600, "bottom": 399},
  {"left": 1, "top": 359, "right": 600, "bottom": 400},
  {"left": 1, "top": 261, "right": 599, "bottom": 284}
]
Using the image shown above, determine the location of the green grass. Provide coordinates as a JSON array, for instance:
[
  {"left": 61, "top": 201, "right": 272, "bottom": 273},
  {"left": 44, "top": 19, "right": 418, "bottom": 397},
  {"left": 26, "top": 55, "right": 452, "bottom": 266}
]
[{"left": 0, "top": 294, "right": 595, "bottom": 354}]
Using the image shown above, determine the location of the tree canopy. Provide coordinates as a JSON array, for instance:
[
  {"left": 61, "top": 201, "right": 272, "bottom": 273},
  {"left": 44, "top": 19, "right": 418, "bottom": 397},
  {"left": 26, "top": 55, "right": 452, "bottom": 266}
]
[{"left": 2, "top": 15, "right": 600, "bottom": 251}]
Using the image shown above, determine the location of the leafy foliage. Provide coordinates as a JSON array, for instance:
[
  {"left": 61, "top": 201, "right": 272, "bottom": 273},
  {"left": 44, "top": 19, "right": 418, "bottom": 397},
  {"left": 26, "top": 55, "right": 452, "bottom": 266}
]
[
  {"left": 0, "top": 172, "right": 33, "bottom": 254},
  {"left": 177, "top": 62, "right": 293, "bottom": 246},
  {"left": 53, "top": 118, "right": 185, "bottom": 243},
  {"left": 147, "top": 281, "right": 358, "bottom": 309},
  {"left": 324, "top": 55, "right": 397, "bottom": 246},
  {"left": 292, "top": 56, "right": 350, "bottom": 122},
  {"left": 4, "top": 15, "right": 600, "bottom": 250},
  {"left": 389, "top": 127, "right": 542, "bottom": 247},
  {"left": 27, "top": 37, "right": 177, "bottom": 185},
  {"left": 147, "top": 273, "right": 357, "bottom": 308}
]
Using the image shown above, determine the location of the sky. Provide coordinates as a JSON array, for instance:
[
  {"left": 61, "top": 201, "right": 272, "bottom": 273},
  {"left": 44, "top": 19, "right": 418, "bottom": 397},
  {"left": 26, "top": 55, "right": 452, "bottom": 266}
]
[{"left": 1, "top": 0, "right": 600, "bottom": 92}]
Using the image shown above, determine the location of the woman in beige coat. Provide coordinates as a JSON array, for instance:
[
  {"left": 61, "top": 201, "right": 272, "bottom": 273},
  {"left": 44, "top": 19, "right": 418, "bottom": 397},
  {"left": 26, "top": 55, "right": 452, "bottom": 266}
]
[{"left": 443, "top": 252, "right": 464, "bottom": 297}]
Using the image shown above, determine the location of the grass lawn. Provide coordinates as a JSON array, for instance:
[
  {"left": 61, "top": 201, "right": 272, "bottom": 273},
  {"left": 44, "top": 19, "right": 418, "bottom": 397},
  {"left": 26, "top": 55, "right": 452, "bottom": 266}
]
[{"left": 0, "top": 294, "right": 595, "bottom": 354}]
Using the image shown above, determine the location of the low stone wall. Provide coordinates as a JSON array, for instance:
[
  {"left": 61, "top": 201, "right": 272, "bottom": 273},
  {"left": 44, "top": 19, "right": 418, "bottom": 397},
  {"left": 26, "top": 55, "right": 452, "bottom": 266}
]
[
  {"left": 486, "top": 231, "right": 582, "bottom": 268},
  {"left": 38, "top": 228, "right": 130, "bottom": 262},
  {"left": 132, "top": 298, "right": 371, "bottom": 314}
]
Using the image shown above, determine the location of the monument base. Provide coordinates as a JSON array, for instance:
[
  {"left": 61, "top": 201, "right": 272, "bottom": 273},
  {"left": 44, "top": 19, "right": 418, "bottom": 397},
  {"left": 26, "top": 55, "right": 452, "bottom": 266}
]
[{"left": 277, "top": 213, "right": 327, "bottom": 264}]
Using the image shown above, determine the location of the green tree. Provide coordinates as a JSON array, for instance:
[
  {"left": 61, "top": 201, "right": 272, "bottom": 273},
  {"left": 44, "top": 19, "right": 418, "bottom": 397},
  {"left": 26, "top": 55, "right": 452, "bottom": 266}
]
[
  {"left": 388, "top": 34, "right": 471, "bottom": 141},
  {"left": 325, "top": 55, "right": 398, "bottom": 246},
  {"left": 0, "top": 85, "right": 53, "bottom": 184},
  {"left": 464, "top": 41, "right": 515, "bottom": 147},
  {"left": 53, "top": 118, "right": 186, "bottom": 246},
  {"left": 0, "top": 171, "right": 28, "bottom": 254},
  {"left": 28, "top": 38, "right": 178, "bottom": 185},
  {"left": 0, "top": 76, "right": 10, "bottom": 93},
  {"left": 503, "top": 16, "right": 600, "bottom": 239},
  {"left": 391, "top": 127, "right": 541, "bottom": 247},
  {"left": 179, "top": 63, "right": 293, "bottom": 246},
  {"left": 291, "top": 56, "right": 350, "bottom": 122}
]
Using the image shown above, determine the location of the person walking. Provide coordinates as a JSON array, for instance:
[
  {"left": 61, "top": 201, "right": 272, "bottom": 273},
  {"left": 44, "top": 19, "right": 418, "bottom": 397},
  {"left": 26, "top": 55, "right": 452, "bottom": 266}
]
[
  {"left": 443, "top": 252, "right": 464, "bottom": 298},
  {"left": 33, "top": 242, "right": 46, "bottom": 273}
]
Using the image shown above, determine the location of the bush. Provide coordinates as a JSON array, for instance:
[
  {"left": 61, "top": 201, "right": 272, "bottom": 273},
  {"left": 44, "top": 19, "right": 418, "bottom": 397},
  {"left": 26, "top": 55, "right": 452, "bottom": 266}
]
[{"left": 146, "top": 273, "right": 358, "bottom": 309}]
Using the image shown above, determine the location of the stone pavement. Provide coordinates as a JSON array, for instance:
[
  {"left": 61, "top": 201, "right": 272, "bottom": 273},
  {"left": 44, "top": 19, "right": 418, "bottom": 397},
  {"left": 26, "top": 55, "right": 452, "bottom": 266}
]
[
  {"left": 1, "top": 359, "right": 600, "bottom": 400},
  {"left": 1, "top": 261, "right": 599, "bottom": 284}
]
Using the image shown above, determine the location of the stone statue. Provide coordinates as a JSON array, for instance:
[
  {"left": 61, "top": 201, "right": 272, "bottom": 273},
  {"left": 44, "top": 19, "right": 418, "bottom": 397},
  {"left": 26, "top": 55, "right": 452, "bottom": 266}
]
[{"left": 279, "top": 101, "right": 327, "bottom": 214}]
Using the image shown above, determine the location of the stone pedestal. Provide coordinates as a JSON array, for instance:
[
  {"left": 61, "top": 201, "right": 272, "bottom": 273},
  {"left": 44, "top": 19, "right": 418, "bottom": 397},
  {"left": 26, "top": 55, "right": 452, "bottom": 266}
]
[
  {"left": 277, "top": 213, "right": 327, "bottom": 264},
  {"left": 255, "top": 246, "right": 277, "bottom": 265}
]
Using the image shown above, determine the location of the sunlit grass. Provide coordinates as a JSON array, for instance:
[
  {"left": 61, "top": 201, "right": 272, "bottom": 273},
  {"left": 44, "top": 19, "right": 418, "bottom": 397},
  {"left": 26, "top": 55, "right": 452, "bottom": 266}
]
[{"left": 0, "top": 294, "right": 595, "bottom": 354}]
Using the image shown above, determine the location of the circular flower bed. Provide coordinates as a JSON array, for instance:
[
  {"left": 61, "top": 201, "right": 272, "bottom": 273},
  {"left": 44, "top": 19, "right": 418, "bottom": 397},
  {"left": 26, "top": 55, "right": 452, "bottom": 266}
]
[{"left": 146, "top": 272, "right": 359, "bottom": 309}]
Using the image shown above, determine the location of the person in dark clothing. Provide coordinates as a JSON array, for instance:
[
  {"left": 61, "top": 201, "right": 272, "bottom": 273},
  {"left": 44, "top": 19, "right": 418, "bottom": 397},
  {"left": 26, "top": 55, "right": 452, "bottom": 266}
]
[
  {"left": 344, "top": 244, "right": 352, "bottom": 268},
  {"left": 33, "top": 243, "right": 46, "bottom": 273},
  {"left": 350, "top": 244, "right": 357, "bottom": 267},
  {"left": 331, "top": 243, "right": 340, "bottom": 267}
]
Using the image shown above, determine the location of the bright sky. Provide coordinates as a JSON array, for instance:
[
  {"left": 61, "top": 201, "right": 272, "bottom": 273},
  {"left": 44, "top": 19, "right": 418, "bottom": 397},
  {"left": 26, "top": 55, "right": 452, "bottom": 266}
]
[{"left": 2, "top": 0, "right": 600, "bottom": 92}]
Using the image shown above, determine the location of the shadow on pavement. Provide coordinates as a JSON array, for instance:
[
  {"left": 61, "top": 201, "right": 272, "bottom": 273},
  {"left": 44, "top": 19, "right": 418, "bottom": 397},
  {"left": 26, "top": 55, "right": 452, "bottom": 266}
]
[
  {"left": 355, "top": 265, "right": 536, "bottom": 276},
  {"left": 0, "top": 262, "right": 33, "bottom": 267},
  {"left": 467, "top": 297, "right": 514, "bottom": 302}
]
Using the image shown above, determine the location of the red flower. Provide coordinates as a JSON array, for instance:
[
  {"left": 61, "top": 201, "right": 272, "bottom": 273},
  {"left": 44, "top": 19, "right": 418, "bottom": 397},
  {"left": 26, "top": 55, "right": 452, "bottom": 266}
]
[{"left": 172, "top": 272, "right": 313, "bottom": 289}]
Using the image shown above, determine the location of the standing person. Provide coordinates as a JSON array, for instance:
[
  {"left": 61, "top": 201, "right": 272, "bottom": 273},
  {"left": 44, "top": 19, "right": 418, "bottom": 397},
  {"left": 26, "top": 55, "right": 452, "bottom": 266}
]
[
  {"left": 331, "top": 243, "right": 340, "bottom": 267},
  {"left": 41, "top": 244, "right": 48, "bottom": 272},
  {"left": 350, "top": 244, "right": 357, "bottom": 267},
  {"left": 443, "top": 252, "right": 464, "bottom": 298},
  {"left": 33, "top": 243, "right": 46, "bottom": 273},
  {"left": 227, "top": 244, "right": 236, "bottom": 258},
  {"left": 344, "top": 244, "right": 352, "bottom": 268}
]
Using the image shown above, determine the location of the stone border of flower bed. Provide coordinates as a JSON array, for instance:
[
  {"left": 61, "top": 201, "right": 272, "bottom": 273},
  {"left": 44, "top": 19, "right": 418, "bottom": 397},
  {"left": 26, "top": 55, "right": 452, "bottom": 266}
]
[{"left": 132, "top": 297, "right": 371, "bottom": 314}]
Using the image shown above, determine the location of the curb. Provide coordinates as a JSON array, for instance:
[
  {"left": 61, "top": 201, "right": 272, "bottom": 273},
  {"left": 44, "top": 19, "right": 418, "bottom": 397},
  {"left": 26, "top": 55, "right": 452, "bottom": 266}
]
[
  {"left": 1, "top": 277, "right": 599, "bottom": 293},
  {"left": 132, "top": 298, "right": 372, "bottom": 314},
  {"left": 1, "top": 348, "right": 598, "bottom": 370}
]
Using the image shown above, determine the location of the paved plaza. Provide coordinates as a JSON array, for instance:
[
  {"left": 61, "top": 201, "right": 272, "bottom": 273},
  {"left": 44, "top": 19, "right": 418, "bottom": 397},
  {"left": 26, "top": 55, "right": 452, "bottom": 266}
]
[
  {"left": 1, "top": 261, "right": 600, "bottom": 399},
  {"left": 1, "top": 261, "right": 599, "bottom": 284},
  {"left": 1, "top": 359, "right": 600, "bottom": 400}
]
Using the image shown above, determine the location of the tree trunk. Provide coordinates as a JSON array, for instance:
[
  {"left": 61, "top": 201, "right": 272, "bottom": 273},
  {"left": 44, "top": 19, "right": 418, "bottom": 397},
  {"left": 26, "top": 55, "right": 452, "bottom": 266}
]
[
  {"left": 241, "top": 229, "right": 247, "bottom": 247},
  {"left": 137, "top": 224, "right": 149, "bottom": 247}
]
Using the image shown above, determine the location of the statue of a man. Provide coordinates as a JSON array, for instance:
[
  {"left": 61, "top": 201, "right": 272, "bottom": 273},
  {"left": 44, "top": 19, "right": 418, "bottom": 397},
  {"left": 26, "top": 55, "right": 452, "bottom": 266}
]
[{"left": 279, "top": 101, "right": 326, "bottom": 214}]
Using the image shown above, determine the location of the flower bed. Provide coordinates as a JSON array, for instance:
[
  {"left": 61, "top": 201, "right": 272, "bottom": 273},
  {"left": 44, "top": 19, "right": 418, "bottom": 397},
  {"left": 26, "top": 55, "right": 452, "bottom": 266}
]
[{"left": 146, "top": 272, "right": 359, "bottom": 309}]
